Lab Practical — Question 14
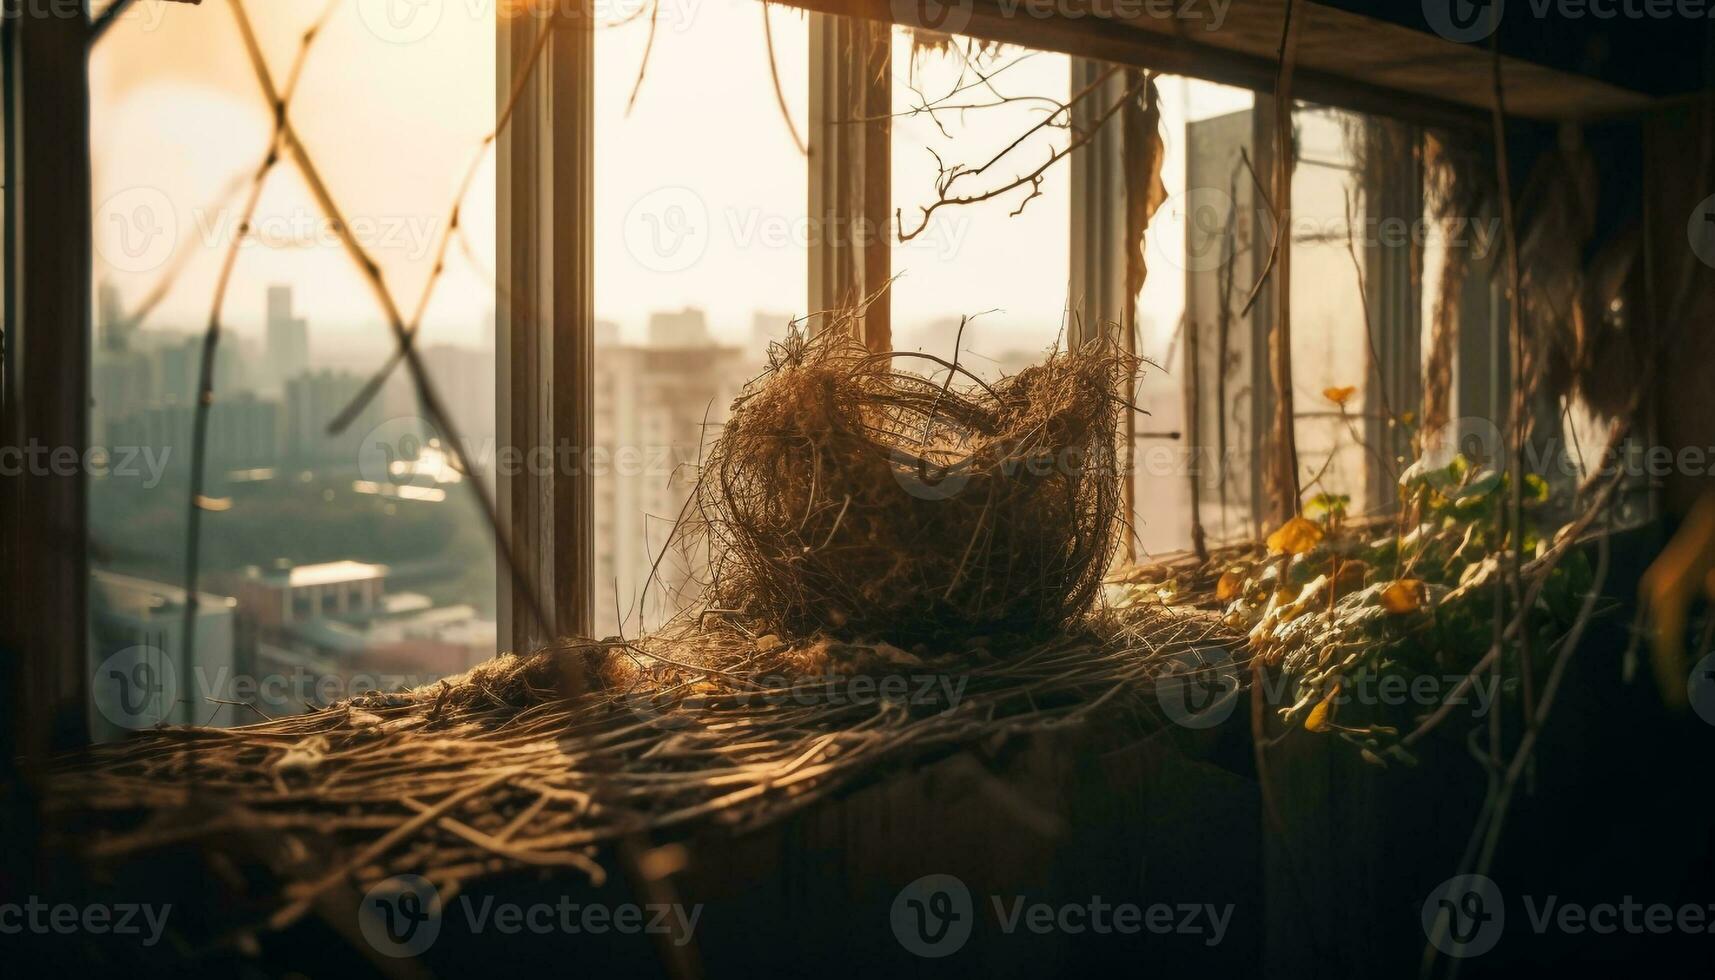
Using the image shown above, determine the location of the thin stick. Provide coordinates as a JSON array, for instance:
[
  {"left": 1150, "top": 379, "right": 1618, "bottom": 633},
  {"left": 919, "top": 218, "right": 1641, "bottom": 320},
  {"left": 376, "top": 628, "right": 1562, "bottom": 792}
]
[
  {"left": 224, "top": 0, "right": 553, "bottom": 640},
  {"left": 270, "top": 769, "right": 522, "bottom": 929},
  {"left": 326, "top": 20, "right": 556, "bottom": 435},
  {"left": 761, "top": 2, "right": 807, "bottom": 156},
  {"left": 896, "top": 69, "right": 1145, "bottom": 242},
  {"left": 182, "top": 0, "right": 338, "bottom": 734},
  {"left": 1268, "top": 0, "right": 1303, "bottom": 523},
  {"left": 88, "top": 0, "right": 138, "bottom": 45},
  {"left": 1491, "top": 25, "right": 1535, "bottom": 737},
  {"left": 624, "top": 0, "right": 659, "bottom": 115},
  {"left": 399, "top": 796, "right": 606, "bottom": 879},
  {"left": 1236, "top": 146, "right": 1283, "bottom": 319}
]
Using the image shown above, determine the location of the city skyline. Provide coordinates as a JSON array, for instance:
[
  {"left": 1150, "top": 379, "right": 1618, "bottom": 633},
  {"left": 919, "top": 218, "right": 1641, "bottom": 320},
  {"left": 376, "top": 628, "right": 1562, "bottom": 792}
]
[
  {"left": 87, "top": 284, "right": 821, "bottom": 722},
  {"left": 90, "top": 5, "right": 1189, "bottom": 359}
]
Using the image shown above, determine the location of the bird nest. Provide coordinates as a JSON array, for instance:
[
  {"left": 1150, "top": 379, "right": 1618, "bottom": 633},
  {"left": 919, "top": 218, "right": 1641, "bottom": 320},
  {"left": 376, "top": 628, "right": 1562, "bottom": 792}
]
[{"left": 688, "top": 325, "right": 1135, "bottom": 644}]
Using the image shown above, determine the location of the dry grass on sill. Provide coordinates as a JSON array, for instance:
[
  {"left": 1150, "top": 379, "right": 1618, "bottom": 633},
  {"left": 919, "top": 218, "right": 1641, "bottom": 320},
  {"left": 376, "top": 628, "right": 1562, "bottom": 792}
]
[{"left": 46, "top": 606, "right": 1245, "bottom": 928}]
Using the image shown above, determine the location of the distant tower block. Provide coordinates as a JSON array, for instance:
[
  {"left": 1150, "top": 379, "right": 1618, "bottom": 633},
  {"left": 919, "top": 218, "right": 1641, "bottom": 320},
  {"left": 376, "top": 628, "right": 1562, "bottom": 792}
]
[
  {"left": 266, "top": 284, "right": 310, "bottom": 388},
  {"left": 97, "top": 280, "right": 132, "bottom": 353},
  {"left": 647, "top": 307, "right": 710, "bottom": 348}
]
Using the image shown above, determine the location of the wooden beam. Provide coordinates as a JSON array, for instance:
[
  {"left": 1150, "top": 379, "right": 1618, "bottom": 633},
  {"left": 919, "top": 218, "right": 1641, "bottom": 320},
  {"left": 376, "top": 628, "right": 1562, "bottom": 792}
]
[
  {"left": 1362, "top": 120, "right": 1423, "bottom": 515},
  {"left": 784, "top": 0, "right": 1652, "bottom": 131},
  {"left": 496, "top": 6, "right": 594, "bottom": 650},
  {"left": 808, "top": 14, "right": 891, "bottom": 349},
  {"left": 1068, "top": 60, "right": 1130, "bottom": 349},
  {"left": 1, "top": 8, "right": 92, "bottom": 758},
  {"left": 1068, "top": 61, "right": 1136, "bottom": 556}
]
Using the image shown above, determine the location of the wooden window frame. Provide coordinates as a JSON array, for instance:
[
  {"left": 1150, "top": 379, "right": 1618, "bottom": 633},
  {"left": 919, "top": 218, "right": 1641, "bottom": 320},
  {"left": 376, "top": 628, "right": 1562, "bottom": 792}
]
[
  {"left": 808, "top": 14, "right": 891, "bottom": 349},
  {"left": 2, "top": 10, "right": 93, "bottom": 756},
  {"left": 496, "top": 7, "right": 594, "bottom": 651},
  {"left": 0, "top": 0, "right": 1505, "bottom": 772},
  {"left": 495, "top": 15, "right": 1452, "bottom": 637}
]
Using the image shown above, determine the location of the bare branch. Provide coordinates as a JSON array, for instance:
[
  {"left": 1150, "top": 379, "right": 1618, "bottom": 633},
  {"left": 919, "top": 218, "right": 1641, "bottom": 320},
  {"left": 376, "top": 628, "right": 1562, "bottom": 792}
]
[
  {"left": 895, "top": 68, "right": 1145, "bottom": 243},
  {"left": 625, "top": 0, "right": 660, "bottom": 115},
  {"left": 181, "top": 0, "right": 340, "bottom": 715},
  {"left": 761, "top": 2, "right": 807, "bottom": 156}
]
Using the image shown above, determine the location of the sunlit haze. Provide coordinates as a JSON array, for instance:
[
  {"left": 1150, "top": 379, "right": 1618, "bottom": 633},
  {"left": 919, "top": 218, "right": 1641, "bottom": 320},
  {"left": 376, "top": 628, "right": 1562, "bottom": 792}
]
[{"left": 93, "top": 2, "right": 1242, "bottom": 363}]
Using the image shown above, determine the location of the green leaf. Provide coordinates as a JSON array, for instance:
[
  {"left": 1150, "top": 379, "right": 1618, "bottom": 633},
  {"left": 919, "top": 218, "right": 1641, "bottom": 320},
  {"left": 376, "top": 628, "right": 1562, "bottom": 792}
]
[{"left": 1304, "top": 492, "right": 1351, "bottom": 522}]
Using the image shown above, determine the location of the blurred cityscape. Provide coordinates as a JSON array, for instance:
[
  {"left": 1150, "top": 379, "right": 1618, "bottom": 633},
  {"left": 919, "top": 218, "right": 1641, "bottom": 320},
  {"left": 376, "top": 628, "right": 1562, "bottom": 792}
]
[
  {"left": 90, "top": 280, "right": 501, "bottom": 735},
  {"left": 87, "top": 281, "right": 1062, "bottom": 736}
]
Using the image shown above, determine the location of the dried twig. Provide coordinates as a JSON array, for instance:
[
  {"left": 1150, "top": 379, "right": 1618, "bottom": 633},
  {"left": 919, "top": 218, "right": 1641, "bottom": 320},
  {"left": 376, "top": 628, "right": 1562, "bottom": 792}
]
[
  {"left": 1491, "top": 26, "right": 1534, "bottom": 738},
  {"left": 88, "top": 0, "right": 140, "bottom": 45},
  {"left": 1267, "top": 0, "right": 1303, "bottom": 523},
  {"left": 181, "top": 0, "right": 340, "bottom": 719},
  {"left": 760, "top": 2, "right": 806, "bottom": 156},
  {"left": 222, "top": 0, "right": 554, "bottom": 642},
  {"left": 48, "top": 611, "right": 1246, "bottom": 923},
  {"left": 894, "top": 67, "right": 1146, "bottom": 242},
  {"left": 625, "top": 0, "right": 660, "bottom": 115},
  {"left": 325, "top": 21, "right": 556, "bottom": 436}
]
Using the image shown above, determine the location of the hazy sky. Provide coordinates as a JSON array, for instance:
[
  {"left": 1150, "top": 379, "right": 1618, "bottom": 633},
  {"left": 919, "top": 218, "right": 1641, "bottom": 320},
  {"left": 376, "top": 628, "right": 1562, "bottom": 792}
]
[
  {"left": 91, "top": 1, "right": 1396, "bottom": 557},
  {"left": 93, "top": 0, "right": 497, "bottom": 355},
  {"left": 91, "top": 0, "right": 1249, "bottom": 363}
]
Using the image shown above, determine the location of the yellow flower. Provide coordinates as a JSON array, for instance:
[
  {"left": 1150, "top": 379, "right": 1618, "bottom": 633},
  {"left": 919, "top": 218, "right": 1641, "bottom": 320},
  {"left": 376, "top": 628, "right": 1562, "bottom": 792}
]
[{"left": 1323, "top": 385, "right": 1357, "bottom": 407}]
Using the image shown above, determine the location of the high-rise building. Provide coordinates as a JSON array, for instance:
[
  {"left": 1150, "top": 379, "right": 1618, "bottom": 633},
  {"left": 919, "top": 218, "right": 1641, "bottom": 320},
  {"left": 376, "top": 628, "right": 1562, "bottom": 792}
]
[
  {"left": 266, "top": 284, "right": 310, "bottom": 389},
  {"left": 149, "top": 335, "right": 244, "bottom": 405},
  {"left": 97, "top": 280, "right": 133, "bottom": 354},
  {"left": 106, "top": 391, "right": 280, "bottom": 474},
  {"left": 89, "top": 571, "right": 238, "bottom": 739},
  {"left": 90, "top": 352, "right": 155, "bottom": 447},
  {"left": 592, "top": 318, "right": 746, "bottom": 636},
  {"left": 647, "top": 307, "right": 711, "bottom": 348},
  {"left": 749, "top": 310, "right": 793, "bottom": 356},
  {"left": 214, "top": 393, "right": 283, "bottom": 467},
  {"left": 285, "top": 370, "right": 379, "bottom": 465},
  {"left": 420, "top": 343, "right": 495, "bottom": 462}
]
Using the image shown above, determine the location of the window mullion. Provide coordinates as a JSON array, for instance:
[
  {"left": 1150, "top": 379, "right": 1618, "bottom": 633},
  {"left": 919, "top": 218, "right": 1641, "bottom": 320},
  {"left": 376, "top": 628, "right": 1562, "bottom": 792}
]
[
  {"left": 1363, "top": 122, "right": 1424, "bottom": 514},
  {"left": 1067, "top": 59, "right": 1128, "bottom": 349},
  {"left": 1, "top": 12, "right": 92, "bottom": 750},
  {"left": 807, "top": 14, "right": 890, "bottom": 350},
  {"left": 1067, "top": 59, "right": 1138, "bottom": 558},
  {"left": 497, "top": 7, "right": 594, "bottom": 651}
]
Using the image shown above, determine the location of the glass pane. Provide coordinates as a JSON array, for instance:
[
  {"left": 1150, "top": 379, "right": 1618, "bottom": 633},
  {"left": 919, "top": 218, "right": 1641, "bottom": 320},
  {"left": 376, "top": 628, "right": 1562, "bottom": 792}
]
[
  {"left": 1136, "top": 75, "right": 1256, "bottom": 556},
  {"left": 1139, "top": 94, "right": 1410, "bottom": 557},
  {"left": 1288, "top": 107, "right": 1372, "bottom": 513},
  {"left": 88, "top": 3, "right": 497, "bottom": 735},
  {"left": 593, "top": 3, "right": 809, "bottom": 636},
  {"left": 889, "top": 34, "right": 1070, "bottom": 381}
]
